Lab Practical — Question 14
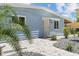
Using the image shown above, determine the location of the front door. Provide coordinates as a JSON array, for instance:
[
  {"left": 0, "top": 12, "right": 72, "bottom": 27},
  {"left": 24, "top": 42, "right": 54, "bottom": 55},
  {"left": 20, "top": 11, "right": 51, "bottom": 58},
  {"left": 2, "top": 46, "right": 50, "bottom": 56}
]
[{"left": 43, "top": 17, "right": 50, "bottom": 37}]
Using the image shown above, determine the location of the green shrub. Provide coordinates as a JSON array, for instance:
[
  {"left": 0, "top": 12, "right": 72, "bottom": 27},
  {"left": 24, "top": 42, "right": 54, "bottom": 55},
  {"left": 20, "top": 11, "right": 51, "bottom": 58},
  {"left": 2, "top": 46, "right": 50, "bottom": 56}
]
[
  {"left": 77, "top": 32, "right": 79, "bottom": 37},
  {"left": 50, "top": 35, "right": 57, "bottom": 41},
  {"left": 64, "top": 26, "right": 69, "bottom": 38},
  {"left": 65, "top": 43, "right": 73, "bottom": 52},
  {"left": 70, "top": 29, "right": 75, "bottom": 34}
]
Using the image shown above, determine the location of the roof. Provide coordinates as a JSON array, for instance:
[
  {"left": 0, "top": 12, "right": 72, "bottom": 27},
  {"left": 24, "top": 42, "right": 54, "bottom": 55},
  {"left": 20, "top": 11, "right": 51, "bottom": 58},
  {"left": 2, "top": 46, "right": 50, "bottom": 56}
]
[
  {"left": 64, "top": 19, "right": 72, "bottom": 24},
  {"left": 0, "top": 3, "right": 72, "bottom": 20},
  {"left": 76, "top": 8, "right": 79, "bottom": 11},
  {"left": 0, "top": 3, "right": 39, "bottom": 9},
  {"left": 67, "top": 22, "right": 79, "bottom": 29}
]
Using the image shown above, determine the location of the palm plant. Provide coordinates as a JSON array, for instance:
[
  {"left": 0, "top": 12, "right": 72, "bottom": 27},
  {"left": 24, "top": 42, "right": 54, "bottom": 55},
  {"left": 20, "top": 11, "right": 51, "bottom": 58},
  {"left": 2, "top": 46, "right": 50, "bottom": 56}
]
[
  {"left": 0, "top": 4, "right": 31, "bottom": 56},
  {"left": 64, "top": 25, "right": 69, "bottom": 38}
]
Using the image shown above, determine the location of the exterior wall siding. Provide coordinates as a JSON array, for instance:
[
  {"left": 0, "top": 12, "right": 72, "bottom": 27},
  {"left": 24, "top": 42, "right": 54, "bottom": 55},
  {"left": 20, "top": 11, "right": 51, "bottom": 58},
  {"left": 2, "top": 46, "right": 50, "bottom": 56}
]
[
  {"left": 12, "top": 7, "right": 64, "bottom": 37},
  {"left": 0, "top": 6, "right": 64, "bottom": 38},
  {"left": 49, "top": 18, "right": 64, "bottom": 36},
  {"left": 12, "top": 7, "right": 44, "bottom": 37},
  {"left": 44, "top": 16, "right": 64, "bottom": 37}
]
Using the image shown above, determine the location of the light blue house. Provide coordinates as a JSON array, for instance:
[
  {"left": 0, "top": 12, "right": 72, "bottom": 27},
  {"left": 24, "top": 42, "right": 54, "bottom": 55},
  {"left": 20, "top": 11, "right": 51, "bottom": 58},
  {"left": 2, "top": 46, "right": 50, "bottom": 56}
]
[{"left": 0, "top": 3, "right": 65, "bottom": 38}]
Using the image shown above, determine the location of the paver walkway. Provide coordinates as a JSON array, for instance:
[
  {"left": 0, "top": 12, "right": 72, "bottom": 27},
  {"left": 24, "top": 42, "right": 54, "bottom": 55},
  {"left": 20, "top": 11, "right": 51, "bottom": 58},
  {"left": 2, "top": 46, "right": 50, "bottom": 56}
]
[{"left": 1, "top": 38, "right": 79, "bottom": 56}]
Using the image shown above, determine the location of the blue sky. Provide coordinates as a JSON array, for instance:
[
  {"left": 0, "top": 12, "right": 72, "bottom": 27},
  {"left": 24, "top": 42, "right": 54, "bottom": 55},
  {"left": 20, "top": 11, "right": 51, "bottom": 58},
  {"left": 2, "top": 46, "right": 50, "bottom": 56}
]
[
  {"left": 32, "top": 3, "right": 57, "bottom": 11},
  {"left": 32, "top": 3, "right": 79, "bottom": 21}
]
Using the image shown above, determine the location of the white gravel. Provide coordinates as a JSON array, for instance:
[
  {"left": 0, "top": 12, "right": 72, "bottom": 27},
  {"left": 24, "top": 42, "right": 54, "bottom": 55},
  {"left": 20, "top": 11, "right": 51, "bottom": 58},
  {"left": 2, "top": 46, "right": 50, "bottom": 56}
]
[{"left": 1, "top": 38, "right": 79, "bottom": 56}]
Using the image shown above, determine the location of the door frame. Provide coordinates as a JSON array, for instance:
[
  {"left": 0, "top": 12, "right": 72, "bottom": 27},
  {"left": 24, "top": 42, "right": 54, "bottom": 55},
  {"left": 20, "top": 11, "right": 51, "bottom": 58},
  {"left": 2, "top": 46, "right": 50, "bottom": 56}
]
[{"left": 42, "top": 17, "right": 50, "bottom": 37}]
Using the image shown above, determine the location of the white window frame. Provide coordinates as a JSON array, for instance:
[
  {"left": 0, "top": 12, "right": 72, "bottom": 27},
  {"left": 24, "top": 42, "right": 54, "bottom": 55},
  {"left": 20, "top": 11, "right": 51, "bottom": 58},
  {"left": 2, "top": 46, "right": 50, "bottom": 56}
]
[
  {"left": 11, "top": 15, "right": 27, "bottom": 25},
  {"left": 17, "top": 15, "right": 27, "bottom": 25},
  {"left": 49, "top": 18, "right": 60, "bottom": 30},
  {"left": 54, "top": 20, "right": 59, "bottom": 30}
]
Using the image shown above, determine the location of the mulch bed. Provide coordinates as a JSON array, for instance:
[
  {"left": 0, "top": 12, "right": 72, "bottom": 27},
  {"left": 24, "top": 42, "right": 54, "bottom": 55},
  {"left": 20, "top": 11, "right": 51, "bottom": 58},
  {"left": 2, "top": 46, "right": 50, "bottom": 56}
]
[{"left": 53, "top": 37, "right": 79, "bottom": 54}]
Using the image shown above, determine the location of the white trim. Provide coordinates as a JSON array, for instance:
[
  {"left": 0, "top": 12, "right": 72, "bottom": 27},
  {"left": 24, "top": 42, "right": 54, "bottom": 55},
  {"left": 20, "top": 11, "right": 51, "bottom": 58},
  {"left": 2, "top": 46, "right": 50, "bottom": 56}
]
[
  {"left": 49, "top": 18, "right": 60, "bottom": 21},
  {"left": 54, "top": 20, "right": 60, "bottom": 30},
  {"left": 48, "top": 18, "right": 60, "bottom": 30}
]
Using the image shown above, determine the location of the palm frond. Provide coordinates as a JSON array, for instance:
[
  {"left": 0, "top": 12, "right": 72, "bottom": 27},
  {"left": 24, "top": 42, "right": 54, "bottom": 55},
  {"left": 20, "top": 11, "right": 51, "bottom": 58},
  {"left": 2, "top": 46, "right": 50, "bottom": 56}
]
[
  {"left": 0, "top": 29, "right": 23, "bottom": 56},
  {"left": 1, "top": 4, "right": 31, "bottom": 40},
  {"left": 0, "top": 4, "right": 32, "bottom": 55}
]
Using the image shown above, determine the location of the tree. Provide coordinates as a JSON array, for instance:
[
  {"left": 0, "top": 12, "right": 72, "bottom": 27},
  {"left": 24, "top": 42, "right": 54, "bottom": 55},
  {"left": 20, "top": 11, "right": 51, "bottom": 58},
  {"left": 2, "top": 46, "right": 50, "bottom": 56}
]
[
  {"left": 76, "top": 18, "right": 79, "bottom": 22},
  {"left": 0, "top": 4, "right": 31, "bottom": 56}
]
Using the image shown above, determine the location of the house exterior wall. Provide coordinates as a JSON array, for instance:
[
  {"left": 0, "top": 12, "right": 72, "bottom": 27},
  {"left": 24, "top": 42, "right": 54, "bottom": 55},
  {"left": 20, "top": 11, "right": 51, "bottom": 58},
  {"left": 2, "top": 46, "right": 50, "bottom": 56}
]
[
  {"left": 12, "top": 7, "right": 44, "bottom": 37},
  {"left": 43, "top": 16, "right": 64, "bottom": 37},
  {"left": 12, "top": 7, "right": 64, "bottom": 37},
  {"left": 49, "top": 17, "right": 64, "bottom": 36},
  {"left": 0, "top": 6, "right": 64, "bottom": 38}
]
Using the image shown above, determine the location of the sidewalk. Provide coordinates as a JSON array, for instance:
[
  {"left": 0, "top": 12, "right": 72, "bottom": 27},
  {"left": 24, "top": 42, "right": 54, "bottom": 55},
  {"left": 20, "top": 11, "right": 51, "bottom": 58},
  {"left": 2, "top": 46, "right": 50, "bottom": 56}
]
[{"left": 1, "top": 38, "right": 79, "bottom": 56}]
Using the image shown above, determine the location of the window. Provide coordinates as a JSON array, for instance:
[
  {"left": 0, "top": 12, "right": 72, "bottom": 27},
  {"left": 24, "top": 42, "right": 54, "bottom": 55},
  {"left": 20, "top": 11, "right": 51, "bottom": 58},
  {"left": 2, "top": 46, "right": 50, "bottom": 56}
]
[
  {"left": 12, "top": 16, "right": 25, "bottom": 25},
  {"left": 19, "top": 17, "right": 25, "bottom": 25},
  {"left": 12, "top": 16, "right": 16, "bottom": 23},
  {"left": 54, "top": 21, "right": 59, "bottom": 29},
  {"left": 49, "top": 19, "right": 53, "bottom": 30}
]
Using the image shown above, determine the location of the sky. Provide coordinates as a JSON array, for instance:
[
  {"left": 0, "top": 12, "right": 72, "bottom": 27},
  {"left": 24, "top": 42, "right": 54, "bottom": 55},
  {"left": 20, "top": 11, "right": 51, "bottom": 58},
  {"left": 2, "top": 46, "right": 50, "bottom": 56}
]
[{"left": 31, "top": 3, "right": 79, "bottom": 21}]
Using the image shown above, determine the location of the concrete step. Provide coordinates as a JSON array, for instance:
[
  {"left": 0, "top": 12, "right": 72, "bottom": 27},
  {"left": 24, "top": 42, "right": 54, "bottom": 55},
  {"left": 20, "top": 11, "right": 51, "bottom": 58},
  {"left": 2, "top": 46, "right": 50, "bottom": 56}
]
[{"left": 31, "top": 31, "right": 39, "bottom": 38}]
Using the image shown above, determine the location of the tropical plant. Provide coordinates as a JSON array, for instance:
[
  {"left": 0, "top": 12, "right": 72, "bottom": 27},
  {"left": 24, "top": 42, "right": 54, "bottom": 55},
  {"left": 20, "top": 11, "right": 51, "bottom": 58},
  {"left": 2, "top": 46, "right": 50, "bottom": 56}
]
[
  {"left": 0, "top": 4, "right": 31, "bottom": 56},
  {"left": 65, "top": 43, "right": 73, "bottom": 52},
  {"left": 50, "top": 35, "right": 57, "bottom": 41},
  {"left": 77, "top": 32, "right": 79, "bottom": 37},
  {"left": 76, "top": 18, "right": 79, "bottom": 22},
  {"left": 64, "top": 25, "right": 69, "bottom": 38},
  {"left": 69, "top": 28, "right": 75, "bottom": 34}
]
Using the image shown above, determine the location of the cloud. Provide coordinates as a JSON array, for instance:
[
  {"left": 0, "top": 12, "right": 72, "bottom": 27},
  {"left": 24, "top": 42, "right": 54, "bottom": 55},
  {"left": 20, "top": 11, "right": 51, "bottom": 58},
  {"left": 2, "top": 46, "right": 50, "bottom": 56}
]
[
  {"left": 56, "top": 3, "right": 79, "bottom": 20},
  {"left": 62, "top": 14, "right": 69, "bottom": 17},
  {"left": 65, "top": 3, "right": 78, "bottom": 15},
  {"left": 62, "top": 13, "right": 76, "bottom": 21},
  {"left": 24, "top": 3, "right": 31, "bottom": 5},
  {"left": 56, "top": 3, "right": 65, "bottom": 13}
]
